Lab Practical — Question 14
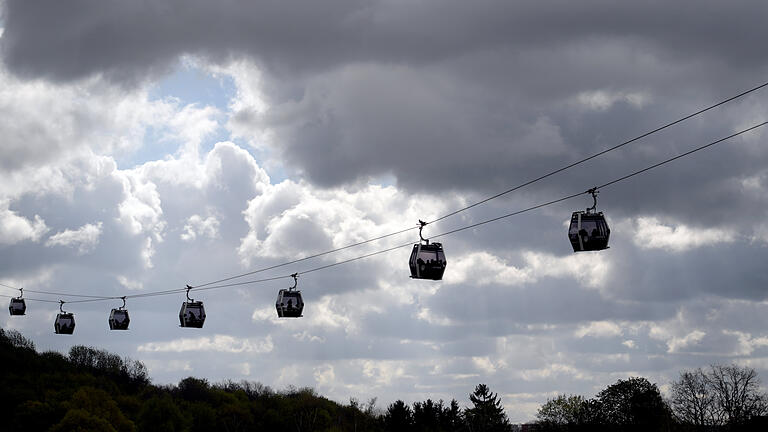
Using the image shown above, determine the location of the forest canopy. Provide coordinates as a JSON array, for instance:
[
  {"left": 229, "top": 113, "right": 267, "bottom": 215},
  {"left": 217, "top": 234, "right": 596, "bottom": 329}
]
[{"left": 2, "top": 328, "right": 767, "bottom": 431}]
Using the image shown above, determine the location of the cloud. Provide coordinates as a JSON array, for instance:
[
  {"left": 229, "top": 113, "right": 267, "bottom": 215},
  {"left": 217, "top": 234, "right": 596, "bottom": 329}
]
[
  {"left": 446, "top": 250, "right": 610, "bottom": 289},
  {"left": 629, "top": 217, "right": 736, "bottom": 251},
  {"left": 138, "top": 334, "right": 274, "bottom": 354},
  {"left": 117, "top": 275, "right": 144, "bottom": 291},
  {"left": 575, "top": 89, "right": 651, "bottom": 111},
  {"left": 360, "top": 360, "right": 409, "bottom": 386},
  {"left": 181, "top": 214, "right": 220, "bottom": 242},
  {"left": 314, "top": 364, "right": 336, "bottom": 388},
  {"left": 0, "top": 200, "right": 47, "bottom": 244},
  {"left": 45, "top": 222, "right": 103, "bottom": 254},
  {"left": 574, "top": 321, "right": 623, "bottom": 339},
  {"left": 4, "top": 1, "right": 768, "bottom": 423},
  {"left": 665, "top": 330, "right": 706, "bottom": 353},
  {"left": 237, "top": 362, "right": 251, "bottom": 376}
]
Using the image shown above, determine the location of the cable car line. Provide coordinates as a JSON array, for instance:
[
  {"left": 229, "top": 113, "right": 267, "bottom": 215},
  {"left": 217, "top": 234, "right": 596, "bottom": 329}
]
[
  {"left": 174, "top": 275, "right": 288, "bottom": 293},
  {"left": 593, "top": 122, "right": 768, "bottom": 191},
  {"left": 1, "top": 293, "right": 61, "bottom": 304},
  {"left": 2, "top": 120, "right": 766, "bottom": 326},
  {"left": 210, "top": 119, "right": 768, "bottom": 285},
  {"left": 185, "top": 80, "right": 768, "bottom": 291},
  {"left": 188, "top": 226, "right": 418, "bottom": 289},
  {"left": 425, "top": 81, "right": 768, "bottom": 225},
  {"left": 298, "top": 241, "right": 415, "bottom": 277},
  {"left": 19, "top": 289, "right": 114, "bottom": 299}
]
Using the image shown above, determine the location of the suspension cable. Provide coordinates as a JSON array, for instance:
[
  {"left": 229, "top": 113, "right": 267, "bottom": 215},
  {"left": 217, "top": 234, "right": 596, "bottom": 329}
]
[
  {"left": 187, "top": 80, "right": 768, "bottom": 289},
  {"left": 1, "top": 120, "right": 765, "bottom": 305}
]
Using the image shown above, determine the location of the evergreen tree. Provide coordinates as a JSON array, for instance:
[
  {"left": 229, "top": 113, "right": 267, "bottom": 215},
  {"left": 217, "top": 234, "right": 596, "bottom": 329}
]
[
  {"left": 413, "top": 398, "right": 440, "bottom": 431},
  {"left": 439, "top": 399, "right": 464, "bottom": 431},
  {"left": 464, "top": 384, "right": 510, "bottom": 432},
  {"left": 385, "top": 399, "right": 414, "bottom": 431}
]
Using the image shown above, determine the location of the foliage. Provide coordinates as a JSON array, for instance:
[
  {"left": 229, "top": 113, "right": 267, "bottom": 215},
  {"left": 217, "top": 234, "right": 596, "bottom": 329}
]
[
  {"left": 9, "top": 327, "right": 768, "bottom": 432},
  {"left": 464, "top": 383, "right": 511, "bottom": 432},
  {"left": 68, "top": 345, "right": 150, "bottom": 389},
  {"left": 535, "top": 378, "right": 673, "bottom": 431},
  {"left": 595, "top": 376, "right": 672, "bottom": 427},
  {"left": 137, "top": 394, "right": 188, "bottom": 432},
  {"left": 385, "top": 400, "right": 414, "bottom": 431},
  {"left": 536, "top": 394, "right": 585, "bottom": 425},
  {"left": 1, "top": 328, "right": 36, "bottom": 350},
  {"left": 64, "top": 387, "right": 136, "bottom": 432}
]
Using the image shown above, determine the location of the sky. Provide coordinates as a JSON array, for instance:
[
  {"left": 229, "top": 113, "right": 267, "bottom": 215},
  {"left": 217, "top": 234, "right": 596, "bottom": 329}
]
[{"left": 1, "top": 0, "right": 768, "bottom": 423}]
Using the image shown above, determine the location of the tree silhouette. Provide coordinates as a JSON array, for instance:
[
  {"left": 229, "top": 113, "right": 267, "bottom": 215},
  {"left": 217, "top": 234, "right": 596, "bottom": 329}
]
[
  {"left": 536, "top": 394, "right": 586, "bottom": 425},
  {"left": 706, "top": 363, "right": 768, "bottom": 425},
  {"left": 385, "top": 399, "right": 414, "bottom": 431},
  {"left": 464, "top": 384, "right": 510, "bottom": 432},
  {"left": 670, "top": 367, "right": 716, "bottom": 426},
  {"left": 440, "top": 399, "right": 463, "bottom": 431},
  {"left": 595, "top": 377, "right": 671, "bottom": 428}
]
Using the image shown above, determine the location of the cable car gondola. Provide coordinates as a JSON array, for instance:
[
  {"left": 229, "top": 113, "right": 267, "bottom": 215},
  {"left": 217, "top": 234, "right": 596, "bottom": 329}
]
[
  {"left": 9, "top": 287, "right": 26, "bottom": 316},
  {"left": 409, "top": 220, "right": 446, "bottom": 280},
  {"left": 568, "top": 188, "right": 610, "bottom": 252},
  {"left": 54, "top": 301, "right": 76, "bottom": 335},
  {"left": 109, "top": 296, "right": 130, "bottom": 330},
  {"left": 276, "top": 273, "right": 304, "bottom": 318},
  {"left": 179, "top": 285, "right": 206, "bottom": 328}
]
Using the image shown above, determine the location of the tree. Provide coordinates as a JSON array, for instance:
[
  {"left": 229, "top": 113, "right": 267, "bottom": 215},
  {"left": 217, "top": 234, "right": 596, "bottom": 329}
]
[
  {"left": 595, "top": 377, "right": 671, "bottom": 428},
  {"left": 575, "top": 397, "right": 606, "bottom": 426},
  {"left": 707, "top": 363, "right": 768, "bottom": 425},
  {"left": 439, "top": 399, "right": 463, "bottom": 431},
  {"left": 670, "top": 368, "right": 716, "bottom": 426},
  {"left": 413, "top": 398, "right": 440, "bottom": 431},
  {"left": 385, "top": 400, "right": 414, "bottom": 431},
  {"left": 672, "top": 364, "right": 768, "bottom": 427},
  {"left": 137, "top": 394, "right": 189, "bottom": 432},
  {"left": 464, "top": 384, "right": 510, "bottom": 432},
  {"left": 49, "top": 409, "right": 117, "bottom": 432},
  {"left": 536, "top": 394, "right": 585, "bottom": 426},
  {"left": 176, "top": 376, "right": 212, "bottom": 403},
  {"left": 65, "top": 387, "right": 135, "bottom": 432},
  {"left": 0, "top": 328, "right": 36, "bottom": 350}
]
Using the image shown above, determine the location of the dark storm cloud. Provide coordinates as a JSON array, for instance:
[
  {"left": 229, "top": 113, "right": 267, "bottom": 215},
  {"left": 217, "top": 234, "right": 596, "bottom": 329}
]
[
  {"left": 4, "top": 1, "right": 767, "bottom": 81},
  {"left": 4, "top": 1, "right": 768, "bottom": 205},
  {"left": 6, "top": 1, "right": 768, "bottom": 417}
]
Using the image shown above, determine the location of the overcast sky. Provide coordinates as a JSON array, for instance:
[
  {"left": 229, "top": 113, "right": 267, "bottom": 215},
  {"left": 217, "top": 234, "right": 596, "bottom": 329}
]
[{"left": 2, "top": 0, "right": 768, "bottom": 422}]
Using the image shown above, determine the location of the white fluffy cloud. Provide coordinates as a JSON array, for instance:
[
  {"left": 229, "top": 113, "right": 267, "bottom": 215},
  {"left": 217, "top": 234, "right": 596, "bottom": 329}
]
[
  {"left": 0, "top": 200, "right": 47, "bottom": 245},
  {"left": 45, "top": 222, "right": 103, "bottom": 254},
  {"left": 181, "top": 214, "right": 220, "bottom": 241},
  {"left": 630, "top": 217, "right": 735, "bottom": 251},
  {"left": 4, "top": 2, "right": 768, "bottom": 423},
  {"left": 138, "top": 334, "right": 274, "bottom": 354},
  {"left": 446, "top": 250, "right": 610, "bottom": 289},
  {"left": 574, "top": 321, "right": 623, "bottom": 339}
]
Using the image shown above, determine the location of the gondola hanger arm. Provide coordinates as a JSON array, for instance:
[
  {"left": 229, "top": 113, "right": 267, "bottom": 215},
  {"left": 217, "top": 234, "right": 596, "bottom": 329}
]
[
  {"left": 586, "top": 187, "right": 599, "bottom": 213},
  {"left": 418, "top": 220, "right": 429, "bottom": 244}
]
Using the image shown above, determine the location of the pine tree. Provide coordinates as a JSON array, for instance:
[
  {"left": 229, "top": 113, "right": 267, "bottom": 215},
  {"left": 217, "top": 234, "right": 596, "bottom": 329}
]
[
  {"left": 464, "top": 384, "right": 510, "bottom": 432},
  {"left": 385, "top": 399, "right": 414, "bottom": 431}
]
